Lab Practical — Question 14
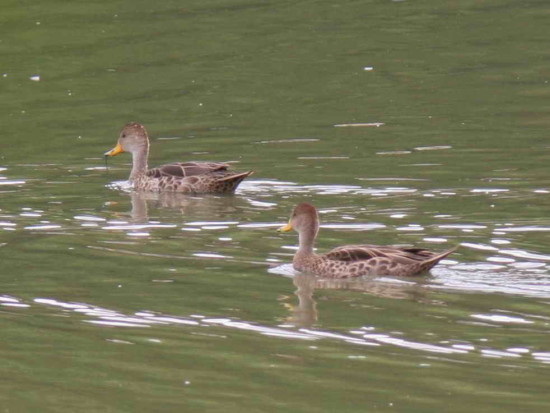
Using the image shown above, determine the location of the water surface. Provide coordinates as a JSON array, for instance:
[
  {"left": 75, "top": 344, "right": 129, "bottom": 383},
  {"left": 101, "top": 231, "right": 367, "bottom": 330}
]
[{"left": 2, "top": 0, "right": 550, "bottom": 411}]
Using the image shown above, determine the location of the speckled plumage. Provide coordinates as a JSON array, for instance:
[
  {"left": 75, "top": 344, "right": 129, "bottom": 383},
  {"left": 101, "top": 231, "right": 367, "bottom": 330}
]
[
  {"left": 133, "top": 161, "right": 252, "bottom": 193},
  {"left": 278, "top": 203, "right": 456, "bottom": 278},
  {"left": 104, "top": 123, "right": 253, "bottom": 193}
]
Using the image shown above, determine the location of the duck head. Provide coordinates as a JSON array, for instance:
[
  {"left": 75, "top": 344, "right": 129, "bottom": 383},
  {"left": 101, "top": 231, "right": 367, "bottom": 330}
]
[
  {"left": 278, "top": 202, "right": 319, "bottom": 235},
  {"left": 104, "top": 123, "right": 150, "bottom": 157}
]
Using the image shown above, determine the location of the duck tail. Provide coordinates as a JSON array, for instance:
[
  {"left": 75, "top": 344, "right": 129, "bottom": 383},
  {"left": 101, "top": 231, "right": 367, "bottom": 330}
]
[
  {"left": 216, "top": 170, "right": 254, "bottom": 193},
  {"left": 420, "top": 246, "right": 458, "bottom": 272},
  {"left": 218, "top": 170, "right": 254, "bottom": 182}
]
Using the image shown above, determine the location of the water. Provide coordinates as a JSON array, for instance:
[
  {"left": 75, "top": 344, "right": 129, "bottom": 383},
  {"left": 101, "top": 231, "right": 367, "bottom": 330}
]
[{"left": 2, "top": 0, "right": 550, "bottom": 411}]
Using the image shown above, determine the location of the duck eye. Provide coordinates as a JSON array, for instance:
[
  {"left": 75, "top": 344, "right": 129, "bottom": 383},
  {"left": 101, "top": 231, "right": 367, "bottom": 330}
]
[{"left": 121, "top": 133, "right": 126, "bottom": 138}]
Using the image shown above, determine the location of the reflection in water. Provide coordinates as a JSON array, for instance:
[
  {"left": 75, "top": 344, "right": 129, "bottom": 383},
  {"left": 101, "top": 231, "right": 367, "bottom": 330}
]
[
  {"left": 129, "top": 191, "right": 148, "bottom": 223},
  {"left": 271, "top": 254, "right": 550, "bottom": 300},
  {"left": 286, "top": 274, "right": 318, "bottom": 328},
  {"left": 128, "top": 190, "right": 244, "bottom": 223},
  {"left": 285, "top": 273, "right": 430, "bottom": 328}
]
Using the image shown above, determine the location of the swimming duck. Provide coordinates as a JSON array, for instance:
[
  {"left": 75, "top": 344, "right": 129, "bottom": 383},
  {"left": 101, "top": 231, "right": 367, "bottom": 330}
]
[
  {"left": 104, "top": 123, "right": 253, "bottom": 193},
  {"left": 278, "top": 203, "right": 456, "bottom": 277}
]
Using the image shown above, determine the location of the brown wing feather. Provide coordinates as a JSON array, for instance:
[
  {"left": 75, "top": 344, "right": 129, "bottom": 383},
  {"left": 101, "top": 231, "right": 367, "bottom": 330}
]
[
  {"left": 146, "top": 162, "right": 229, "bottom": 178},
  {"left": 324, "top": 245, "right": 435, "bottom": 263}
]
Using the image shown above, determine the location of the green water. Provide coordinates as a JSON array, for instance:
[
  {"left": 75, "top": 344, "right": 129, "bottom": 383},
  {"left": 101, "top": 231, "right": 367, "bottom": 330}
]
[{"left": 2, "top": 0, "right": 550, "bottom": 411}]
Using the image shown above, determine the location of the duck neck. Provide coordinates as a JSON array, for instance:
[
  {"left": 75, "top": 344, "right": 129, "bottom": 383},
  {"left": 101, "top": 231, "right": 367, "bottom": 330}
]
[
  {"left": 129, "top": 145, "right": 149, "bottom": 181},
  {"left": 297, "top": 221, "right": 318, "bottom": 256}
]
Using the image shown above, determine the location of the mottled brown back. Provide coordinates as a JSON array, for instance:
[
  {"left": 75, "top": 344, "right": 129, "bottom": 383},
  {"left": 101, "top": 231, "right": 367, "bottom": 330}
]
[{"left": 146, "top": 162, "right": 230, "bottom": 179}]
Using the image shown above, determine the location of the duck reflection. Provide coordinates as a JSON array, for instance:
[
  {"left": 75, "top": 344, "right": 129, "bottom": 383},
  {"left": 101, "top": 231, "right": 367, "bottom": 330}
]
[
  {"left": 285, "top": 273, "right": 430, "bottom": 328},
  {"left": 128, "top": 190, "right": 245, "bottom": 223}
]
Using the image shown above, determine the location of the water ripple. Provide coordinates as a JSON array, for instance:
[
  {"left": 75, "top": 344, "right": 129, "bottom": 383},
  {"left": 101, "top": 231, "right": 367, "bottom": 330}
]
[
  {"left": 471, "top": 314, "right": 534, "bottom": 324},
  {"left": 0, "top": 294, "right": 544, "bottom": 365}
]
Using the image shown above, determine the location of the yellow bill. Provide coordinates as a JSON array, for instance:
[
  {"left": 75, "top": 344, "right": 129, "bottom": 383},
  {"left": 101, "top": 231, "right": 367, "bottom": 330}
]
[
  {"left": 277, "top": 221, "right": 293, "bottom": 232},
  {"left": 104, "top": 142, "right": 124, "bottom": 157}
]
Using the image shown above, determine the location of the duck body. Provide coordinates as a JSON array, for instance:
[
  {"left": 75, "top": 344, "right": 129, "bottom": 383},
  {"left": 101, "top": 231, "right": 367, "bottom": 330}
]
[
  {"left": 104, "top": 123, "right": 253, "bottom": 194},
  {"left": 279, "top": 203, "right": 456, "bottom": 278},
  {"left": 134, "top": 161, "right": 252, "bottom": 193},
  {"left": 292, "top": 244, "right": 456, "bottom": 278}
]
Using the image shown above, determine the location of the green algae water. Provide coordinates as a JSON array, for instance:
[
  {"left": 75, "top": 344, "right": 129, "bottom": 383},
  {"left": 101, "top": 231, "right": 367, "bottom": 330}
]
[{"left": 2, "top": 0, "right": 550, "bottom": 411}]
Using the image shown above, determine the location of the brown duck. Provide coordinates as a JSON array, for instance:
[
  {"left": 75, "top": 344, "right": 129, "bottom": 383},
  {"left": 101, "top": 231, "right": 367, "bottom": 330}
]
[
  {"left": 278, "top": 202, "right": 456, "bottom": 277},
  {"left": 104, "top": 123, "right": 253, "bottom": 193}
]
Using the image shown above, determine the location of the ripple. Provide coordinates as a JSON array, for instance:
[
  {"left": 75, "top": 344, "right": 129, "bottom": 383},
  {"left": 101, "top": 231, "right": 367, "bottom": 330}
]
[
  {"left": 0, "top": 295, "right": 30, "bottom": 308},
  {"left": 405, "top": 163, "right": 444, "bottom": 167},
  {"left": 245, "top": 199, "right": 277, "bottom": 208},
  {"left": 185, "top": 221, "right": 239, "bottom": 226},
  {"left": 499, "top": 249, "right": 550, "bottom": 261},
  {"left": 239, "top": 180, "right": 419, "bottom": 197},
  {"left": 0, "top": 179, "right": 26, "bottom": 185},
  {"left": 509, "top": 262, "right": 547, "bottom": 269},
  {"left": 481, "top": 349, "right": 522, "bottom": 358},
  {"left": 532, "top": 352, "right": 550, "bottom": 364},
  {"left": 413, "top": 145, "right": 452, "bottom": 151},
  {"left": 238, "top": 222, "right": 282, "bottom": 229},
  {"left": 461, "top": 243, "right": 498, "bottom": 251},
  {"left": 334, "top": 122, "right": 384, "bottom": 127},
  {"left": 452, "top": 344, "right": 475, "bottom": 351},
  {"left": 506, "top": 347, "right": 530, "bottom": 354},
  {"left": 254, "top": 138, "right": 320, "bottom": 144},
  {"left": 74, "top": 215, "right": 106, "bottom": 222},
  {"left": 423, "top": 237, "right": 448, "bottom": 243},
  {"left": 86, "top": 320, "right": 151, "bottom": 328},
  {"left": 0, "top": 294, "right": 543, "bottom": 365},
  {"left": 470, "top": 188, "right": 509, "bottom": 194},
  {"left": 106, "top": 180, "right": 133, "bottom": 191},
  {"left": 24, "top": 224, "right": 62, "bottom": 230},
  {"left": 127, "top": 232, "right": 150, "bottom": 237},
  {"left": 486, "top": 256, "right": 516, "bottom": 263},
  {"left": 322, "top": 223, "right": 386, "bottom": 230},
  {"left": 396, "top": 225, "right": 424, "bottom": 232},
  {"left": 0, "top": 296, "right": 20, "bottom": 303},
  {"left": 471, "top": 314, "right": 534, "bottom": 324},
  {"left": 362, "top": 334, "right": 466, "bottom": 354},
  {"left": 440, "top": 224, "right": 488, "bottom": 230},
  {"left": 490, "top": 238, "right": 511, "bottom": 245},
  {"left": 494, "top": 226, "right": 550, "bottom": 233},
  {"left": 85, "top": 166, "right": 109, "bottom": 171},
  {"left": 357, "top": 177, "right": 428, "bottom": 182},
  {"left": 376, "top": 151, "right": 412, "bottom": 155},
  {"left": 34, "top": 298, "right": 89, "bottom": 309},
  {"left": 432, "top": 264, "right": 550, "bottom": 298},
  {"left": 102, "top": 223, "right": 177, "bottom": 230},
  {"left": 193, "top": 252, "right": 230, "bottom": 259},
  {"left": 268, "top": 263, "right": 299, "bottom": 278},
  {"left": 297, "top": 156, "right": 350, "bottom": 160},
  {"left": 20, "top": 212, "right": 42, "bottom": 217}
]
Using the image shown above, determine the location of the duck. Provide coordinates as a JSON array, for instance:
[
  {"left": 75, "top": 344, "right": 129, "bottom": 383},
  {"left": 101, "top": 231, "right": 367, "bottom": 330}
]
[
  {"left": 104, "top": 123, "right": 253, "bottom": 193},
  {"left": 278, "top": 202, "right": 456, "bottom": 277}
]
